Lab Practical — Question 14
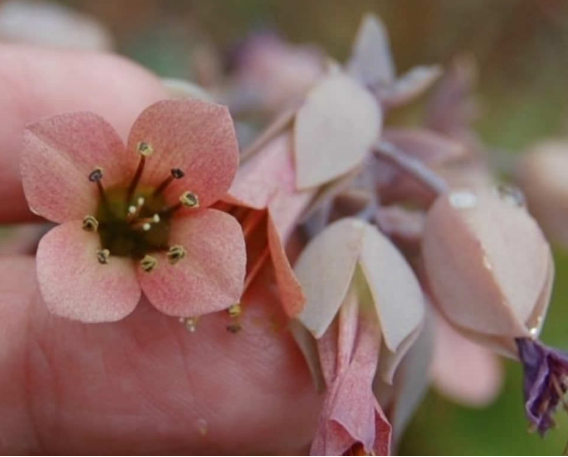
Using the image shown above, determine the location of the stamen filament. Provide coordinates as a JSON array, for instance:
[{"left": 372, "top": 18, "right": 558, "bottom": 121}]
[
  {"left": 89, "top": 167, "right": 108, "bottom": 207},
  {"left": 153, "top": 168, "right": 185, "bottom": 196},
  {"left": 160, "top": 203, "right": 182, "bottom": 218},
  {"left": 126, "top": 155, "right": 146, "bottom": 205},
  {"left": 159, "top": 191, "right": 200, "bottom": 219}
]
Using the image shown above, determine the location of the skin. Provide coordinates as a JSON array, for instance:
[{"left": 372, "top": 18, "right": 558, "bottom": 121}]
[{"left": 0, "top": 45, "right": 320, "bottom": 454}]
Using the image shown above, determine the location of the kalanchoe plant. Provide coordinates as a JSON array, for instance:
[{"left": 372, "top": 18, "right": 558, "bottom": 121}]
[{"left": 21, "top": 98, "right": 246, "bottom": 323}]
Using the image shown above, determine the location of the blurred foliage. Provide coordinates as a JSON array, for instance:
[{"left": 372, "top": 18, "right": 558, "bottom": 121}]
[{"left": 18, "top": 0, "right": 568, "bottom": 454}]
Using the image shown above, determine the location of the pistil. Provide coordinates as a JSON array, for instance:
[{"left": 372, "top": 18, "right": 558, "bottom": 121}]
[
  {"left": 131, "top": 213, "right": 161, "bottom": 231},
  {"left": 127, "top": 197, "right": 145, "bottom": 221}
]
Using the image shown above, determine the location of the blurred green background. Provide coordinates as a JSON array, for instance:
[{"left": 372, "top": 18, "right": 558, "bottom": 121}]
[{"left": 7, "top": 0, "right": 568, "bottom": 454}]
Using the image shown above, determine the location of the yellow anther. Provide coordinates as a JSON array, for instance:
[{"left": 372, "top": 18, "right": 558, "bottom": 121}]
[
  {"left": 82, "top": 215, "right": 99, "bottom": 232},
  {"left": 96, "top": 248, "right": 110, "bottom": 264},
  {"left": 228, "top": 303, "right": 241, "bottom": 318},
  {"left": 140, "top": 255, "right": 157, "bottom": 272},
  {"left": 137, "top": 141, "right": 154, "bottom": 157},
  {"left": 180, "top": 191, "right": 199, "bottom": 208},
  {"left": 167, "top": 245, "right": 186, "bottom": 265},
  {"left": 226, "top": 303, "right": 242, "bottom": 333}
]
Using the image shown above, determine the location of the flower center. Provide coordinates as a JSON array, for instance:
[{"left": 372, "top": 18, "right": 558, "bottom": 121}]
[
  {"left": 83, "top": 142, "right": 199, "bottom": 269},
  {"left": 94, "top": 184, "right": 171, "bottom": 259}
]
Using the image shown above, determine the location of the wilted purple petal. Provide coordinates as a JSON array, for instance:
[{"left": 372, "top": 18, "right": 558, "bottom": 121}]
[{"left": 516, "top": 338, "right": 568, "bottom": 436}]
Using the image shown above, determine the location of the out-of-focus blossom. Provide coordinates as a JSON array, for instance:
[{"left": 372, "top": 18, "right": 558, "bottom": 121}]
[
  {"left": 0, "top": 0, "right": 113, "bottom": 50},
  {"left": 21, "top": 99, "right": 246, "bottom": 323},
  {"left": 424, "top": 54, "right": 495, "bottom": 190},
  {"left": 421, "top": 186, "right": 568, "bottom": 435},
  {"left": 224, "top": 32, "right": 326, "bottom": 115},
  {"left": 241, "top": 13, "right": 446, "bottom": 202},
  {"left": 516, "top": 140, "right": 568, "bottom": 248},
  {"left": 292, "top": 218, "right": 425, "bottom": 454},
  {"left": 346, "top": 14, "right": 441, "bottom": 110}
]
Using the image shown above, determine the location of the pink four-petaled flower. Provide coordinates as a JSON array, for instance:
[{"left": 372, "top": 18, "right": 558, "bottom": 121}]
[{"left": 21, "top": 99, "right": 246, "bottom": 323}]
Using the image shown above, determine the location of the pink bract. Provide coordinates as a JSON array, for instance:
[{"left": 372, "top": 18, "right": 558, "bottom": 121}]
[{"left": 21, "top": 98, "right": 246, "bottom": 323}]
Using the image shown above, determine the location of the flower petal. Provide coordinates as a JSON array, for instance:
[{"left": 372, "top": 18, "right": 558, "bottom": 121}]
[
  {"left": 268, "top": 216, "right": 305, "bottom": 317},
  {"left": 228, "top": 133, "right": 294, "bottom": 210},
  {"left": 346, "top": 13, "right": 395, "bottom": 87},
  {"left": 359, "top": 222, "right": 424, "bottom": 352},
  {"left": 384, "top": 308, "right": 433, "bottom": 442},
  {"left": 21, "top": 112, "right": 130, "bottom": 222},
  {"left": 295, "top": 218, "right": 365, "bottom": 337},
  {"left": 423, "top": 189, "right": 551, "bottom": 336},
  {"left": 432, "top": 311, "right": 503, "bottom": 407},
  {"left": 294, "top": 73, "right": 382, "bottom": 189},
  {"left": 139, "top": 208, "right": 246, "bottom": 316},
  {"left": 380, "top": 65, "right": 442, "bottom": 108},
  {"left": 36, "top": 221, "right": 140, "bottom": 322},
  {"left": 289, "top": 319, "right": 326, "bottom": 392},
  {"left": 127, "top": 99, "right": 239, "bottom": 208},
  {"left": 425, "top": 54, "right": 478, "bottom": 136}
]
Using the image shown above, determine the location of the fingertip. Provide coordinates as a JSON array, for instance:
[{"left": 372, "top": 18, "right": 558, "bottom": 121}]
[{"left": 0, "top": 45, "right": 168, "bottom": 222}]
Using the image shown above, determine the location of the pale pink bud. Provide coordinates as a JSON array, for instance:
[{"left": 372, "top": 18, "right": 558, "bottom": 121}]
[
  {"left": 422, "top": 187, "right": 554, "bottom": 357},
  {"left": 516, "top": 140, "right": 568, "bottom": 248}
]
